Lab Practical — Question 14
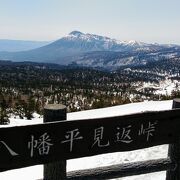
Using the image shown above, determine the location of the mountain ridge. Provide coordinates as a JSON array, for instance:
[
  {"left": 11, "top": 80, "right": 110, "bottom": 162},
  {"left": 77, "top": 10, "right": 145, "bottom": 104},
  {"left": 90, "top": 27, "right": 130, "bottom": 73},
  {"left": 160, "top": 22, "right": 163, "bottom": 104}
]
[{"left": 0, "top": 31, "right": 179, "bottom": 68}]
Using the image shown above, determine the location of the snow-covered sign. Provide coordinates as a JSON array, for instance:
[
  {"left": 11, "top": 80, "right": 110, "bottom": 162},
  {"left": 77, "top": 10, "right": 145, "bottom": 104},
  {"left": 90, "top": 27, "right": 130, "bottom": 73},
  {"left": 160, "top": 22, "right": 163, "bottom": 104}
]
[{"left": 0, "top": 109, "right": 180, "bottom": 172}]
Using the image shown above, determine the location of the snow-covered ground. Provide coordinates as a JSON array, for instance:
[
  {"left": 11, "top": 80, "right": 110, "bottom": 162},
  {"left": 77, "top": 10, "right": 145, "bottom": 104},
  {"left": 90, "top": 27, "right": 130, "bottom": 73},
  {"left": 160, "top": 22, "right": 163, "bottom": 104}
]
[
  {"left": 0, "top": 100, "right": 173, "bottom": 180},
  {"left": 154, "top": 79, "right": 179, "bottom": 95},
  {"left": 137, "top": 79, "right": 180, "bottom": 96}
]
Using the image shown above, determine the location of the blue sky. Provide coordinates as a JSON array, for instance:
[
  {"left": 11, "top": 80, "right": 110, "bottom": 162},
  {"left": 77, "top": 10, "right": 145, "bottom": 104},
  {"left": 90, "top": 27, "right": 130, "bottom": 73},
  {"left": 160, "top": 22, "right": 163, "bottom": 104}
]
[{"left": 0, "top": 0, "right": 180, "bottom": 44}]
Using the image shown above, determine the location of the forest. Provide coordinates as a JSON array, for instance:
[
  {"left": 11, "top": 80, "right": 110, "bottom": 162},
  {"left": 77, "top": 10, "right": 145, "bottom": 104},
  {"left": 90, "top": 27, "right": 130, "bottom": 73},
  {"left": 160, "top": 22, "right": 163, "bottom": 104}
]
[{"left": 0, "top": 60, "right": 180, "bottom": 124}]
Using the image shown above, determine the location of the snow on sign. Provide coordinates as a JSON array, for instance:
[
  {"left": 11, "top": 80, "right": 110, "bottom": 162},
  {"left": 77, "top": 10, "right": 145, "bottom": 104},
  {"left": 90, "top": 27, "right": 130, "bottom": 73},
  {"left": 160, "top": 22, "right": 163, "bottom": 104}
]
[{"left": 0, "top": 109, "right": 180, "bottom": 171}]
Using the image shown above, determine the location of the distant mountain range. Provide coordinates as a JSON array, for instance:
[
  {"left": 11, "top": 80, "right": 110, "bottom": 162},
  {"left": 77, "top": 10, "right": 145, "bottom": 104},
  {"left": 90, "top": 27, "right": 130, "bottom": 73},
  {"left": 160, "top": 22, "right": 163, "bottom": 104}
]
[
  {"left": 0, "top": 39, "right": 50, "bottom": 52},
  {"left": 0, "top": 31, "right": 179, "bottom": 69}
]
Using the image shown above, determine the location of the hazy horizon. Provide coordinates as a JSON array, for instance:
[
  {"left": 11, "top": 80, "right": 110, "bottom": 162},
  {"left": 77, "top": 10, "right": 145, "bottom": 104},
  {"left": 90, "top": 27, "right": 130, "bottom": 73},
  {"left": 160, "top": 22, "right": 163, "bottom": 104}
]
[{"left": 0, "top": 0, "right": 180, "bottom": 44}]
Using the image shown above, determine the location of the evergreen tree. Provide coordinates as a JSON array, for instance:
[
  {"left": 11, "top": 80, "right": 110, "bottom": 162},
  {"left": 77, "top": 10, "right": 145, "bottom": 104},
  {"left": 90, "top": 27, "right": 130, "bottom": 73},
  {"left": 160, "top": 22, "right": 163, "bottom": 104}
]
[
  {"left": 0, "top": 98, "right": 9, "bottom": 124},
  {"left": 0, "top": 107, "right": 9, "bottom": 124}
]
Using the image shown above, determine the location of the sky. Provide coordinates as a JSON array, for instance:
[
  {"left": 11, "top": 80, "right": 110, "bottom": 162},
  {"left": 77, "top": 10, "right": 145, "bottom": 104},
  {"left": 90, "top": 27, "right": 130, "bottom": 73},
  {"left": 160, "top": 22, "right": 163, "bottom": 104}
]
[{"left": 0, "top": 0, "right": 180, "bottom": 44}]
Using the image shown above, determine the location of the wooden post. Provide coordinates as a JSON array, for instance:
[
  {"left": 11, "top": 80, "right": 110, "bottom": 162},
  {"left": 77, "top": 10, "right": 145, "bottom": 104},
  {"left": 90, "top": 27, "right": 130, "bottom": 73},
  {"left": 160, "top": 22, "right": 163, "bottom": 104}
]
[
  {"left": 166, "top": 98, "right": 180, "bottom": 180},
  {"left": 43, "top": 104, "right": 67, "bottom": 180}
]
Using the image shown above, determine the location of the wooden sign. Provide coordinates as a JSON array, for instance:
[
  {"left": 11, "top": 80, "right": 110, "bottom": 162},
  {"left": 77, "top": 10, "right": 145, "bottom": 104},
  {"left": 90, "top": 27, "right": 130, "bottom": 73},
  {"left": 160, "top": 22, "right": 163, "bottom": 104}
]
[{"left": 0, "top": 109, "right": 180, "bottom": 171}]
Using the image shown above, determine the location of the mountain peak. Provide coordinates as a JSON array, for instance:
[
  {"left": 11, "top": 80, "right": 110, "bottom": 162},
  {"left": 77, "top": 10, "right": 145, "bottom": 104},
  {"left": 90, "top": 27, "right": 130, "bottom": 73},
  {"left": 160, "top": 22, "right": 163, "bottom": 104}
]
[{"left": 69, "top": 31, "right": 83, "bottom": 36}]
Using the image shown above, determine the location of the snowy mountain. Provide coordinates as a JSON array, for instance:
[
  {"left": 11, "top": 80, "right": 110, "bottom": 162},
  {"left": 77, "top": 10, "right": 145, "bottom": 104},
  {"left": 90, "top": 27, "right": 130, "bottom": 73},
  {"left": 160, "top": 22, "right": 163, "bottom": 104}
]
[
  {"left": 63, "top": 31, "right": 150, "bottom": 51},
  {"left": 0, "top": 100, "right": 172, "bottom": 180},
  {"left": 0, "top": 31, "right": 179, "bottom": 68}
]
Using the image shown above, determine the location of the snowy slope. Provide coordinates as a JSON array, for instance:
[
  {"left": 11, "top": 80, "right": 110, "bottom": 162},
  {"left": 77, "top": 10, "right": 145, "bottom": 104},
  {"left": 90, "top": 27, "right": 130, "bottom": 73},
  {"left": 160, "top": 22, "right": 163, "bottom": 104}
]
[
  {"left": 64, "top": 31, "right": 148, "bottom": 50},
  {"left": 0, "top": 100, "right": 173, "bottom": 180}
]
